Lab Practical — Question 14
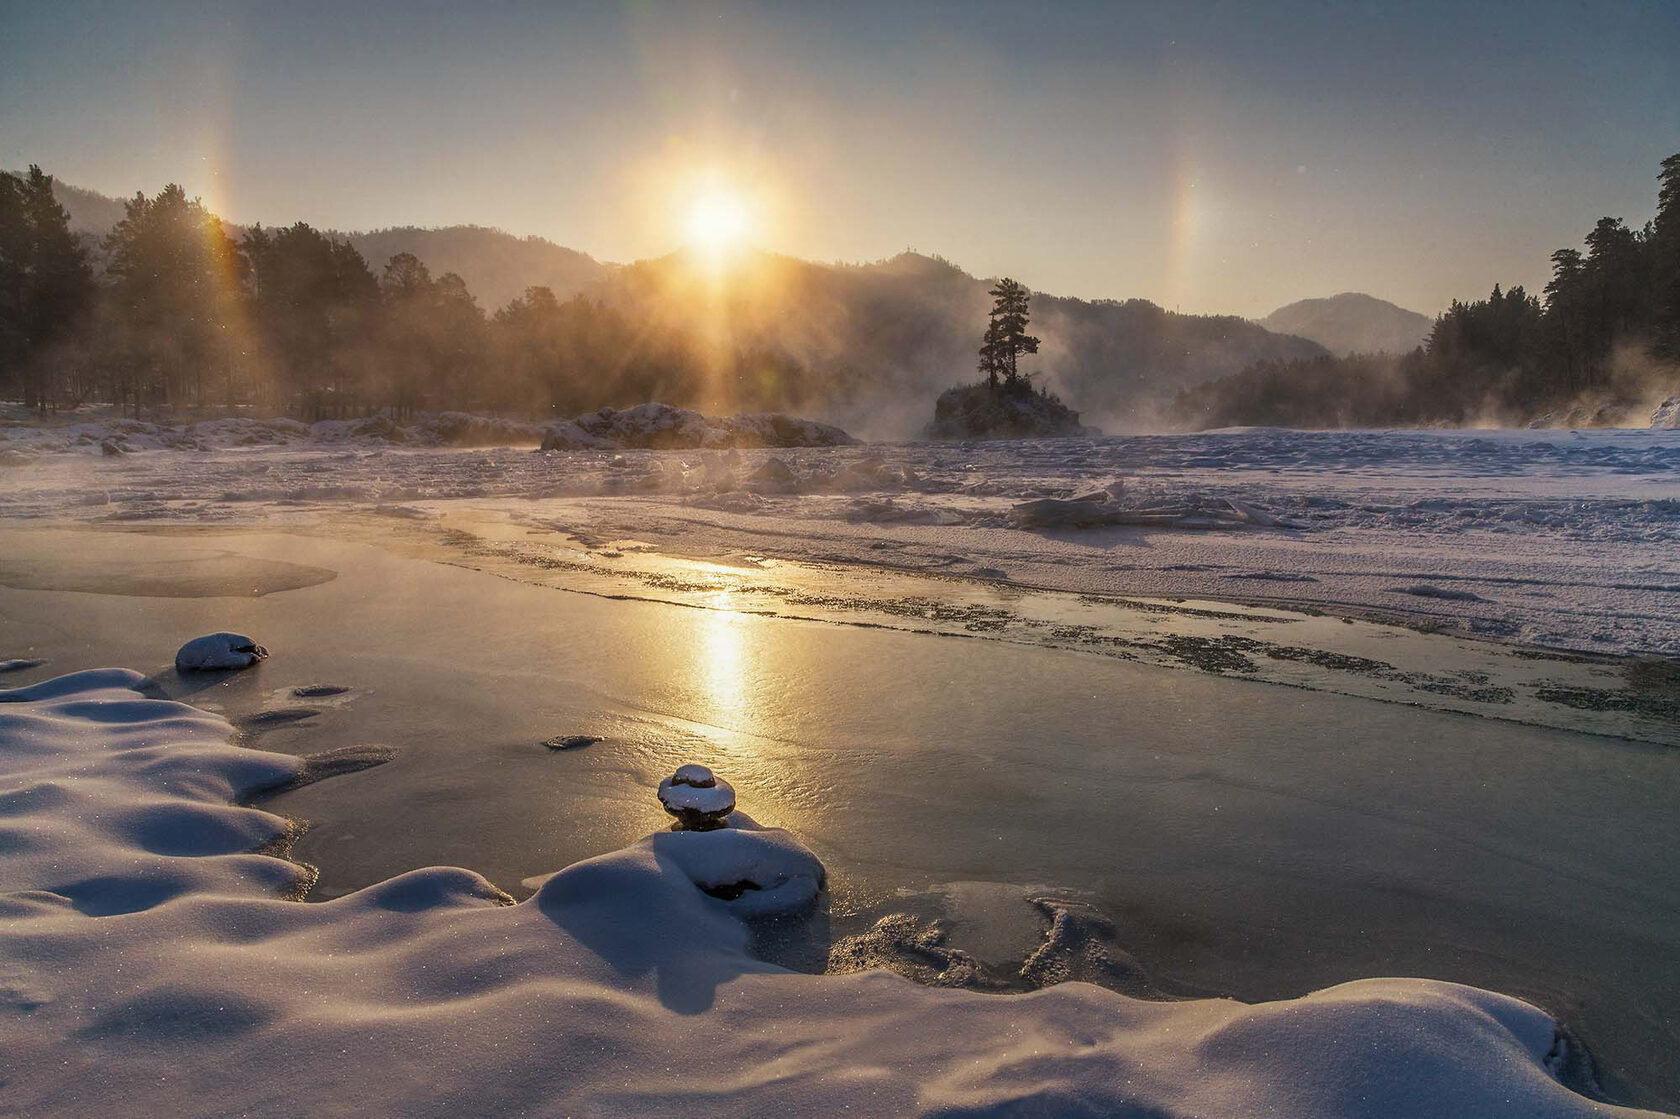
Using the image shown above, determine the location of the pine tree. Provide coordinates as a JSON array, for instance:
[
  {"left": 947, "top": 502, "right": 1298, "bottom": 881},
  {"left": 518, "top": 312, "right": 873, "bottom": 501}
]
[
  {"left": 242, "top": 222, "right": 378, "bottom": 415},
  {"left": 0, "top": 166, "right": 94, "bottom": 409},
  {"left": 979, "top": 277, "right": 1040, "bottom": 392},
  {"left": 103, "top": 184, "right": 247, "bottom": 409},
  {"left": 1653, "top": 152, "right": 1680, "bottom": 358},
  {"left": 978, "top": 315, "right": 1006, "bottom": 389}
]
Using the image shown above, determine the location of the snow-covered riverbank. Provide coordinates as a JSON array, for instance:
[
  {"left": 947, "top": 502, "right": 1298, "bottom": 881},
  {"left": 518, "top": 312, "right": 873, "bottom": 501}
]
[
  {"left": 4, "top": 525, "right": 1679, "bottom": 1108},
  {"left": 1, "top": 666, "right": 1665, "bottom": 1117}
]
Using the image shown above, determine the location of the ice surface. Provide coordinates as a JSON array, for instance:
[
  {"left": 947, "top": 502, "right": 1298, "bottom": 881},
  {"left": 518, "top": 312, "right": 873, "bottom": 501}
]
[
  {"left": 0, "top": 667, "right": 1664, "bottom": 1116},
  {"left": 3, "top": 426, "right": 1675, "bottom": 654}
]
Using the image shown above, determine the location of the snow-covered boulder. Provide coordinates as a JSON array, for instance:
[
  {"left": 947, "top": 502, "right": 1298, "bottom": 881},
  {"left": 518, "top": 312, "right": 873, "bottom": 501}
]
[
  {"left": 1011, "top": 496, "right": 1129, "bottom": 528},
  {"left": 747, "top": 456, "right": 799, "bottom": 492},
  {"left": 540, "top": 402, "right": 855, "bottom": 451},
  {"left": 648, "top": 821, "right": 826, "bottom": 916},
  {"left": 657, "top": 764, "right": 736, "bottom": 829},
  {"left": 310, "top": 414, "right": 406, "bottom": 444},
  {"left": 412, "top": 412, "right": 546, "bottom": 447},
  {"left": 724, "top": 411, "right": 856, "bottom": 448},
  {"left": 539, "top": 420, "right": 615, "bottom": 451},
  {"left": 174, "top": 632, "right": 269, "bottom": 672}
]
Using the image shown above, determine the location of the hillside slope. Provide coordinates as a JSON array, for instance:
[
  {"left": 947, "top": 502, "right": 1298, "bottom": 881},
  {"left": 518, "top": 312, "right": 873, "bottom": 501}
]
[
  {"left": 39, "top": 177, "right": 1326, "bottom": 432},
  {"left": 1262, "top": 292, "right": 1432, "bottom": 356}
]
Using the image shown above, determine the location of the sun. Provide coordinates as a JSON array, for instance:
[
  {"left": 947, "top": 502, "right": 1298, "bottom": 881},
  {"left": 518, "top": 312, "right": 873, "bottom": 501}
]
[{"left": 685, "top": 189, "right": 751, "bottom": 250}]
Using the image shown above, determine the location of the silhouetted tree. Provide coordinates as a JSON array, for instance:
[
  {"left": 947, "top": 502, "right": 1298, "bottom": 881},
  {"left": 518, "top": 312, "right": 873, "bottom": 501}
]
[
  {"left": 979, "top": 277, "right": 1039, "bottom": 392},
  {"left": 1653, "top": 153, "right": 1680, "bottom": 358},
  {"left": 243, "top": 222, "right": 379, "bottom": 415},
  {"left": 376, "top": 253, "right": 487, "bottom": 416},
  {"left": 103, "top": 184, "right": 248, "bottom": 409},
  {"left": 1180, "top": 150, "right": 1680, "bottom": 429},
  {"left": 0, "top": 166, "right": 94, "bottom": 408}
]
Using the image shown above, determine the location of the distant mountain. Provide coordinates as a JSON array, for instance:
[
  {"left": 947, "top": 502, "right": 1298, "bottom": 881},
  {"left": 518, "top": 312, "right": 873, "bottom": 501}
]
[
  {"left": 38, "top": 175, "right": 1328, "bottom": 434},
  {"left": 40, "top": 177, "right": 130, "bottom": 235},
  {"left": 1261, "top": 292, "right": 1432, "bottom": 356},
  {"left": 343, "top": 226, "right": 610, "bottom": 312},
  {"left": 36, "top": 178, "right": 610, "bottom": 311},
  {"left": 586, "top": 249, "right": 1328, "bottom": 434}
]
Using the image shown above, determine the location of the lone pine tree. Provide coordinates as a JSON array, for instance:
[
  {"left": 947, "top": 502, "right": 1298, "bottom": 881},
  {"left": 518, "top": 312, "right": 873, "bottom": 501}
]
[{"left": 978, "top": 277, "right": 1040, "bottom": 392}]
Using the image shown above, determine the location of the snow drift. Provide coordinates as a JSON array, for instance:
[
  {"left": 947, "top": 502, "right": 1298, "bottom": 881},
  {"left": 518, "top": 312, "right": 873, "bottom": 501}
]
[{"left": 0, "top": 668, "right": 1662, "bottom": 1117}]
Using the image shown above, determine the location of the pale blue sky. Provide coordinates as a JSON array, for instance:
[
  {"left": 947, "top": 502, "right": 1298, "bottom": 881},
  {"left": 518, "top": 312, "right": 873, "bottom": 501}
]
[{"left": 2, "top": 0, "right": 1677, "bottom": 314}]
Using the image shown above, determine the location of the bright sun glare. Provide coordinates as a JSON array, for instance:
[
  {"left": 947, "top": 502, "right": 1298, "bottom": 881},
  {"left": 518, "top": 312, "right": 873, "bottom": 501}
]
[{"left": 685, "top": 189, "right": 751, "bottom": 250}]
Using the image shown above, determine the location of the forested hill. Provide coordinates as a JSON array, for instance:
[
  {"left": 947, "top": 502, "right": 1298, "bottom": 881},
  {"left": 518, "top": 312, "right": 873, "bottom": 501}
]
[
  {"left": 38, "top": 178, "right": 612, "bottom": 311},
  {"left": 1176, "top": 153, "right": 1680, "bottom": 430},
  {"left": 44, "top": 178, "right": 130, "bottom": 235},
  {"left": 569, "top": 249, "right": 1327, "bottom": 430},
  {"left": 343, "top": 227, "right": 610, "bottom": 312},
  {"left": 14, "top": 174, "right": 1324, "bottom": 434}
]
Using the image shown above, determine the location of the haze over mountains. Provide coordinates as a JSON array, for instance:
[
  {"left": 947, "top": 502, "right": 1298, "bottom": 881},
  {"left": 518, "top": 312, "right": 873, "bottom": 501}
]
[
  {"left": 1261, "top": 293, "right": 1434, "bottom": 356},
  {"left": 44, "top": 176, "right": 1348, "bottom": 433}
]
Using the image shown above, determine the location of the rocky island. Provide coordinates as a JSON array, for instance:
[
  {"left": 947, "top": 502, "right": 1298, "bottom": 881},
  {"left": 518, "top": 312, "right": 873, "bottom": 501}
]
[{"left": 926, "top": 381, "right": 1093, "bottom": 440}]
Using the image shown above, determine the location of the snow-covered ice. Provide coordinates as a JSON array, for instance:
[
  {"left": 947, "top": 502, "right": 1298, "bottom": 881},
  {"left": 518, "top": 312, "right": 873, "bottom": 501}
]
[
  {"left": 0, "top": 402, "right": 853, "bottom": 459},
  {"left": 0, "top": 667, "right": 1664, "bottom": 1116},
  {"left": 4, "top": 424, "right": 1673, "bottom": 656}
]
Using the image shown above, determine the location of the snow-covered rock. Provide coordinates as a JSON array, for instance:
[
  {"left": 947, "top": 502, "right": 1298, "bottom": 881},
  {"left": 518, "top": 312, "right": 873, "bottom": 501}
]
[
  {"left": 540, "top": 403, "right": 855, "bottom": 451},
  {"left": 647, "top": 818, "right": 827, "bottom": 916},
  {"left": 543, "top": 733, "right": 601, "bottom": 750},
  {"left": 657, "top": 764, "right": 736, "bottom": 829},
  {"left": 1653, "top": 396, "right": 1680, "bottom": 428},
  {"left": 174, "top": 632, "right": 269, "bottom": 671}
]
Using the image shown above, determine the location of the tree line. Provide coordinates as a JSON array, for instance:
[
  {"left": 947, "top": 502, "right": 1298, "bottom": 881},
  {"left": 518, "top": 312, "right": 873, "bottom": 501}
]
[
  {"left": 0, "top": 171, "right": 805, "bottom": 419},
  {"left": 1175, "top": 152, "right": 1680, "bottom": 429}
]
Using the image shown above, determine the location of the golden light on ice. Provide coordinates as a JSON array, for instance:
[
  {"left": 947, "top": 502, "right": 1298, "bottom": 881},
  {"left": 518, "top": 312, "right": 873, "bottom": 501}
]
[
  {"left": 698, "top": 600, "right": 748, "bottom": 728},
  {"left": 685, "top": 188, "right": 752, "bottom": 250}
]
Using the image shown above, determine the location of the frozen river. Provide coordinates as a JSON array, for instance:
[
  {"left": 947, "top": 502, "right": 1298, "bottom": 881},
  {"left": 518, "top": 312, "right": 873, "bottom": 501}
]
[{"left": 2, "top": 523, "right": 1676, "bottom": 1108}]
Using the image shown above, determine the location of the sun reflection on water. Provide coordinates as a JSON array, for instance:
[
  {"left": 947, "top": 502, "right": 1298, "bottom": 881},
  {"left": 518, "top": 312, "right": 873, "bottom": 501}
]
[{"left": 698, "top": 596, "right": 750, "bottom": 729}]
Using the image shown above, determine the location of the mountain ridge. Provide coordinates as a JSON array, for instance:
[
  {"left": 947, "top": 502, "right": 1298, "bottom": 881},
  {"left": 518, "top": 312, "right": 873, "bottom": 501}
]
[
  {"left": 1261, "top": 292, "right": 1433, "bottom": 356},
  {"left": 35, "top": 175, "right": 1328, "bottom": 433}
]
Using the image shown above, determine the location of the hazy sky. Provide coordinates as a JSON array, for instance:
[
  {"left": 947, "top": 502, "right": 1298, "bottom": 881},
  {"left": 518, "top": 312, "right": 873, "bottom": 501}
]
[{"left": 3, "top": 0, "right": 1677, "bottom": 315}]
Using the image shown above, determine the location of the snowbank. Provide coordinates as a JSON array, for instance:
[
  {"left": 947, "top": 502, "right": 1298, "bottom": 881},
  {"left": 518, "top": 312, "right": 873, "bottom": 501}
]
[
  {"left": 540, "top": 402, "right": 856, "bottom": 450},
  {"left": 0, "top": 668, "right": 1661, "bottom": 1116}
]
